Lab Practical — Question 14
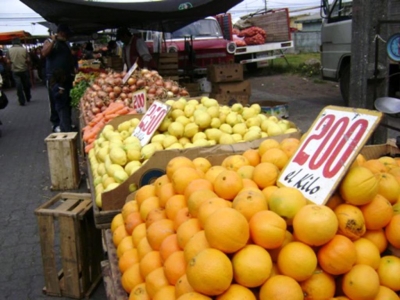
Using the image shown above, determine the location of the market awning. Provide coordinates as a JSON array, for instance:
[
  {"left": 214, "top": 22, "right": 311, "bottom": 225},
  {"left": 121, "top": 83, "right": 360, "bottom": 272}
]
[
  {"left": 0, "top": 31, "right": 32, "bottom": 45},
  {"left": 19, "top": 0, "right": 243, "bottom": 35}
]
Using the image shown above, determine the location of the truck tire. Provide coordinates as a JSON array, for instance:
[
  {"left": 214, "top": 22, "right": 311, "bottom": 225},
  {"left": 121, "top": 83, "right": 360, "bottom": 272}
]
[
  {"left": 246, "top": 62, "right": 262, "bottom": 74},
  {"left": 340, "top": 64, "right": 350, "bottom": 106}
]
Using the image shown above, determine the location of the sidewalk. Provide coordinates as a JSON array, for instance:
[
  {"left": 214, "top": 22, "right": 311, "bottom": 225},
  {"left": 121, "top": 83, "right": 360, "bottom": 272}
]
[{"left": 0, "top": 84, "right": 107, "bottom": 299}]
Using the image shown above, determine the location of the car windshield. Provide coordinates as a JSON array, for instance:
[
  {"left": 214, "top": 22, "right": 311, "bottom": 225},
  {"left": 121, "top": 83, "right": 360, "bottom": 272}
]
[{"left": 164, "top": 19, "right": 222, "bottom": 39}]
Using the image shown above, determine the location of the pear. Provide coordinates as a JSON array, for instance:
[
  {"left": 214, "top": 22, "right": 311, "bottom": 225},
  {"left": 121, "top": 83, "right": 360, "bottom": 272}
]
[
  {"left": 184, "top": 123, "right": 199, "bottom": 139},
  {"left": 168, "top": 122, "right": 184, "bottom": 138},
  {"left": 267, "top": 122, "right": 284, "bottom": 136}
]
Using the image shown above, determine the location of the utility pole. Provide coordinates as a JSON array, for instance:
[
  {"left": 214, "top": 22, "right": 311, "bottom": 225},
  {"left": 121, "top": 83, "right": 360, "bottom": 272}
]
[{"left": 265, "top": 0, "right": 267, "bottom": 11}]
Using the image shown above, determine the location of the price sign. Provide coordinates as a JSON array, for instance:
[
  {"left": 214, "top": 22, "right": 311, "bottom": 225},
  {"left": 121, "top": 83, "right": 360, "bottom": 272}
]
[
  {"left": 278, "top": 106, "right": 382, "bottom": 205},
  {"left": 122, "top": 61, "right": 138, "bottom": 84},
  {"left": 132, "top": 101, "right": 171, "bottom": 146},
  {"left": 133, "top": 90, "right": 147, "bottom": 113}
]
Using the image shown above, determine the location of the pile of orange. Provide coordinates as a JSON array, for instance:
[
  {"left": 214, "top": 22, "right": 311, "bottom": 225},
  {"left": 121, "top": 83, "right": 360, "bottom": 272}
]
[{"left": 110, "top": 137, "right": 400, "bottom": 300}]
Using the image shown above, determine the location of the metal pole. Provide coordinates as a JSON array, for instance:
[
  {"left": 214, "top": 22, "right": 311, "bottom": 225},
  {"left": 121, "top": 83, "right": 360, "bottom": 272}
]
[{"left": 265, "top": 0, "right": 267, "bottom": 11}]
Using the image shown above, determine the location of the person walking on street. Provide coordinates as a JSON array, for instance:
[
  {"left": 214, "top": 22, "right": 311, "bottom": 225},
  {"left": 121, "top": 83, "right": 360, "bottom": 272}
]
[
  {"left": 6, "top": 38, "right": 31, "bottom": 106},
  {"left": 116, "top": 27, "right": 156, "bottom": 70},
  {"left": 41, "top": 24, "right": 75, "bottom": 132}
]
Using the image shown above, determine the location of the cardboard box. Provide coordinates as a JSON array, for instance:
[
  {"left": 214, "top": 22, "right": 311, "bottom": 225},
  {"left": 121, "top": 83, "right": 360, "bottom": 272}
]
[
  {"left": 360, "top": 139, "right": 400, "bottom": 160},
  {"left": 184, "top": 82, "right": 202, "bottom": 97},
  {"left": 257, "top": 100, "right": 289, "bottom": 119},
  {"left": 209, "top": 92, "right": 250, "bottom": 106},
  {"left": 211, "top": 80, "right": 251, "bottom": 95},
  {"left": 207, "top": 64, "right": 244, "bottom": 83}
]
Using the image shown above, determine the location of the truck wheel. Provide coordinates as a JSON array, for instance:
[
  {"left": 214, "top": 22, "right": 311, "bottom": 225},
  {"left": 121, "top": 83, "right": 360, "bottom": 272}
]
[
  {"left": 340, "top": 64, "right": 350, "bottom": 106},
  {"left": 246, "top": 63, "right": 261, "bottom": 74}
]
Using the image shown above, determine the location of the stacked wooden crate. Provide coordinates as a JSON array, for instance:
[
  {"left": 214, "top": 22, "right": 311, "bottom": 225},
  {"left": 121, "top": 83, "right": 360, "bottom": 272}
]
[
  {"left": 207, "top": 63, "right": 251, "bottom": 106},
  {"left": 157, "top": 53, "right": 179, "bottom": 81}
]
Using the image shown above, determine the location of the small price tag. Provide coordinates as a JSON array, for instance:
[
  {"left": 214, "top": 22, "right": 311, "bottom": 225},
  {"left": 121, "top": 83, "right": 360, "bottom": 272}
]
[
  {"left": 132, "top": 90, "right": 147, "bottom": 113},
  {"left": 132, "top": 101, "right": 171, "bottom": 146},
  {"left": 122, "top": 62, "right": 138, "bottom": 84},
  {"left": 278, "top": 106, "right": 382, "bottom": 205}
]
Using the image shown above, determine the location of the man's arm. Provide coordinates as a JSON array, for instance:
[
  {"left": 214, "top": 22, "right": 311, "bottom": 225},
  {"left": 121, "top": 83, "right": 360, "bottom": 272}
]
[
  {"left": 135, "top": 38, "right": 152, "bottom": 66},
  {"left": 41, "top": 35, "right": 56, "bottom": 57}
]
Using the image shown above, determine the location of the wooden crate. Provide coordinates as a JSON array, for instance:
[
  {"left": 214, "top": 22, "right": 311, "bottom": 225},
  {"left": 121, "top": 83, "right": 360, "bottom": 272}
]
[
  {"left": 35, "top": 193, "right": 104, "bottom": 299},
  {"left": 103, "top": 230, "right": 129, "bottom": 300},
  {"left": 45, "top": 132, "right": 81, "bottom": 190},
  {"left": 157, "top": 53, "right": 179, "bottom": 81}
]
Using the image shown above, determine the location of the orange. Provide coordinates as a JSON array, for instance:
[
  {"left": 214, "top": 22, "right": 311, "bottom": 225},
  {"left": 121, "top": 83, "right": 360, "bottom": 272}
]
[
  {"left": 122, "top": 201, "right": 139, "bottom": 221},
  {"left": 236, "top": 165, "right": 255, "bottom": 179},
  {"left": 269, "top": 230, "right": 294, "bottom": 262},
  {"left": 232, "top": 189, "right": 268, "bottom": 221},
  {"left": 139, "top": 196, "right": 160, "bottom": 221},
  {"left": 213, "top": 170, "right": 244, "bottom": 200},
  {"left": 125, "top": 212, "right": 143, "bottom": 235},
  {"left": 193, "top": 157, "right": 212, "bottom": 174},
  {"left": 175, "top": 274, "right": 195, "bottom": 298},
  {"left": 258, "top": 138, "right": 280, "bottom": 157},
  {"left": 176, "top": 292, "right": 212, "bottom": 300},
  {"left": 350, "top": 153, "right": 367, "bottom": 169},
  {"left": 317, "top": 235, "right": 357, "bottom": 275},
  {"left": 204, "top": 207, "right": 249, "bottom": 253},
  {"left": 117, "top": 236, "right": 134, "bottom": 258},
  {"left": 279, "top": 137, "right": 300, "bottom": 158},
  {"left": 135, "top": 184, "right": 156, "bottom": 207},
  {"left": 186, "top": 248, "right": 233, "bottom": 296},
  {"left": 252, "top": 162, "right": 279, "bottom": 189},
  {"left": 261, "top": 147, "right": 289, "bottom": 170},
  {"left": 177, "top": 218, "right": 202, "bottom": 249},
  {"left": 132, "top": 223, "right": 146, "bottom": 247},
  {"left": 374, "top": 285, "right": 400, "bottom": 300},
  {"left": 184, "top": 179, "right": 214, "bottom": 201},
  {"left": 334, "top": 204, "right": 366, "bottom": 240},
  {"left": 221, "top": 154, "right": 250, "bottom": 171},
  {"left": 137, "top": 237, "right": 153, "bottom": 260},
  {"left": 241, "top": 178, "right": 259, "bottom": 189},
  {"left": 268, "top": 187, "right": 307, "bottom": 225},
  {"left": 232, "top": 244, "right": 272, "bottom": 287},
  {"left": 261, "top": 185, "right": 279, "bottom": 204},
  {"left": 377, "top": 255, "right": 400, "bottom": 291},
  {"left": 353, "top": 238, "right": 381, "bottom": 270},
  {"left": 204, "top": 165, "right": 226, "bottom": 183},
  {"left": 375, "top": 172, "right": 400, "bottom": 204},
  {"left": 184, "top": 230, "right": 210, "bottom": 264},
  {"left": 363, "top": 229, "right": 388, "bottom": 253},
  {"left": 342, "top": 264, "right": 380, "bottom": 300},
  {"left": 111, "top": 213, "right": 124, "bottom": 233},
  {"left": 119, "top": 248, "right": 139, "bottom": 274},
  {"left": 216, "top": 284, "right": 256, "bottom": 300},
  {"left": 360, "top": 194, "right": 393, "bottom": 230},
  {"left": 378, "top": 156, "right": 398, "bottom": 171},
  {"left": 249, "top": 210, "right": 287, "bottom": 249},
  {"left": 145, "top": 208, "right": 166, "bottom": 228},
  {"left": 113, "top": 224, "right": 129, "bottom": 248},
  {"left": 389, "top": 166, "right": 400, "bottom": 185},
  {"left": 173, "top": 207, "right": 192, "bottom": 231},
  {"left": 154, "top": 174, "right": 171, "bottom": 196},
  {"left": 121, "top": 263, "right": 144, "bottom": 293},
  {"left": 166, "top": 156, "right": 196, "bottom": 179},
  {"left": 153, "top": 285, "right": 175, "bottom": 300},
  {"left": 165, "top": 194, "right": 187, "bottom": 221},
  {"left": 259, "top": 275, "right": 304, "bottom": 300},
  {"left": 159, "top": 233, "right": 180, "bottom": 262},
  {"left": 146, "top": 219, "right": 174, "bottom": 250},
  {"left": 277, "top": 241, "right": 317, "bottom": 281},
  {"left": 363, "top": 159, "right": 387, "bottom": 174},
  {"left": 242, "top": 148, "right": 261, "bottom": 167},
  {"left": 293, "top": 204, "right": 338, "bottom": 246},
  {"left": 172, "top": 167, "right": 202, "bottom": 195},
  {"left": 139, "top": 250, "right": 162, "bottom": 279},
  {"left": 187, "top": 189, "right": 218, "bottom": 217},
  {"left": 145, "top": 267, "right": 169, "bottom": 299},
  {"left": 385, "top": 214, "right": 400, "bottom": 248},
  {"left": 325, "top": 193, "right": 344, "bottom": 210},
  {"left": 129, "top": 282, "right": 149, "bottom": 300},
  {"left": 163, "top": 250, "right": 186, "bottom": 285},
  {"left": 156, "top": 183, "right": 176, "bottom": 208},
  {"left": 197, "top": 197, "right": 231, "bottom": 228},
  {"left": 339, "top": 166, "right": 379, "bottom": 205},
  {"left": 300, "top": 267, "right": 336, "bottom": 300}
]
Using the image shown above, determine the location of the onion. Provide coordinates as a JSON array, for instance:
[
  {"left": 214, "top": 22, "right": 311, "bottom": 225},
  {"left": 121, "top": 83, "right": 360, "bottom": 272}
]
[
  {"left": 128, "top": 77, "right": 137, "bottom": 85},
  {"left": 92, "top": 107, "right": 100, "bottom": 114},
  {"left": 136, "top": 79, "right": 145, "bottom": 87},
  {"left": 124, "top": 99, "right": 130, "bottom": 106},
  {"left": 148, "top": 87, "right": 156, "bottom": 95},
  {"left": 150, "top": 70, "right": 159, "bottom": 76},
  {"left": 97, "top": 78, "right": 105, "bottom": 86},
  {"left": 92, "top": 84, "right": 101, "bottom": 91},
  {"left": 127, "top": 93, "right": 132, "bottom": 99},
  {"left": 122, "top": 86, "right": 130, "bottom": 93},
  {"left": 95, "top": 99, "right": 104, "bottom": 108},
  {"left": 171, "top": 86, "right": 179, "bottom": 94},
  {"left": 144, "top": 73, "right": 152, "bottom": 80},
  {"left": 113, "top": 86, "right": 122, "bottom": 95},
  {"left": 164, "top": 81, "right": 172, "bottom": 90},
  {"left": 97, "top": 91, "right": 107, "bottom": 99},
  {"left": 120, "top": 93, "right": 127, "bottom": 100},
  {"left": 105, "top": 86, "right": 113, "bottom": 93},
  {"left": 129, "top": 85, "right": 137, "bottom": 92},
  {"left": 179, "top": 89, "right": 189, "bottom": 96},
  {"left": 100, "top": 73, "right": 107, "bottom": 79},
  {"left": 109, "top": 92, "right": 115, "bottom": 100},
  {"left": 155, "top": 79, "right": 164, "bottom": 87},
  {"left": 156, "top": 87, "right": 164, "bottom": 97}
]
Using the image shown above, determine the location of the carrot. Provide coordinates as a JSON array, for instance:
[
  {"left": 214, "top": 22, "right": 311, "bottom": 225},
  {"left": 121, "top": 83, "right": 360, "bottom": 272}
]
[
  {"left": 105, "top": 113, "right": 120, "bottom": 121},
  {"left": 89, "top": 113, "right": 104, "bottom": 126},
  {"left": 128, "top": 109, "right": 138, "bottom": 115},
  {"left": 104, "top": 102, "right": 125, "bottom": 115},
  {"left": 85, "top": 143, "right": 94, "bottom": 153},
  {"left": 114, "top": 107, "right": 130, "bottom": 115}
]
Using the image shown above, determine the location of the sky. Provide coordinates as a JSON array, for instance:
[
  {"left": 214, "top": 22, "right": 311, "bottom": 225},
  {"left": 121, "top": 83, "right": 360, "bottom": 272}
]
[{"left": 0, "top": 0, "right": 322, "bottom": 36}]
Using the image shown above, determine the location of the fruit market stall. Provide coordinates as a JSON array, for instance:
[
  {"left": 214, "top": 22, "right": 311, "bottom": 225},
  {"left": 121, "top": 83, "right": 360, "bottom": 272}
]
[{"left": 92, "top": 105, "right": 400, "bottom": 300}]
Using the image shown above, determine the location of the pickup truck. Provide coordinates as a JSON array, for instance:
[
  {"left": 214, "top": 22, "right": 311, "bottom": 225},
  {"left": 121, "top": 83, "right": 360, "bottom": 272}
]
[{"left": 145, "top": 8, "right": 294, "bottom": 75}]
